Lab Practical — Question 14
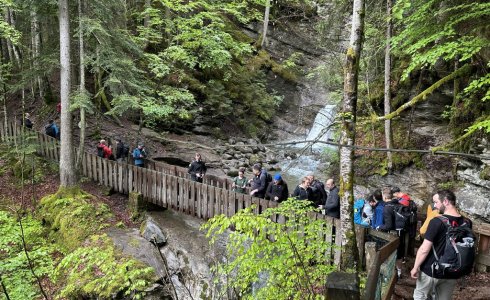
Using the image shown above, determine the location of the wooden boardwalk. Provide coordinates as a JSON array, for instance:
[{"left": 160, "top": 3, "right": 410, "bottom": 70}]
[{"left": 7, "top": 118, "right": 468, "bottom": 300}]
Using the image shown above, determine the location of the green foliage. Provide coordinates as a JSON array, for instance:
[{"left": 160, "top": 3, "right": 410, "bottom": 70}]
[
  {"left": 202, "top": 199, "right": 336, "bottom": 299},
  {"left": 0, "top": 0, "right": 21, "bottom": 44},
  {"left": 38, "top": 191, "right": 112, "bottom": 252},
  {"left": 392, "top": 0, "right": 490, "bottom": 146},
  {"left": 54, "top": 234, "right": 156, "bottom": 299},
  {"left": 0, "top": 211, "right": 55, "bottom": 300}
]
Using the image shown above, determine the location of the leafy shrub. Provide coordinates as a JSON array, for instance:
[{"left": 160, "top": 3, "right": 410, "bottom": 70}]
[{"left": 202, "top": 199, "right": 336, "bottom": 299}]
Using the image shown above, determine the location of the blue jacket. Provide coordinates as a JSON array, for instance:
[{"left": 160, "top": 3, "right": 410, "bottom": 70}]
[{"left": 133, "top": 148, "right": 144, "bottom": 166}]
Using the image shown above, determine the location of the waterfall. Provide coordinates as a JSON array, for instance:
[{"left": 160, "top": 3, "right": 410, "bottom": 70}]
[{"left": 276, "top": 104, "right": 338, "bottom": 185}]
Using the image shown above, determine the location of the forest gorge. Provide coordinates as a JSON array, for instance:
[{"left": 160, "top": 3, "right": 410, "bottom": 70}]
[{"left": 0, "top": 0, "right": 489, "bottom": 299}]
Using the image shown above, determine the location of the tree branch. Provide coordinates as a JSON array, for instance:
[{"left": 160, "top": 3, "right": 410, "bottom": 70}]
[{"left": 374, "top": 64, "right": 474, "bottom": 121}]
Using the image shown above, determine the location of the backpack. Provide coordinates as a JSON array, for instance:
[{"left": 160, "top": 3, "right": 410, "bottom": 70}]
[
  {"left": 393, "top": 201, "right": 417, "bottom": 231},
  {"left": 264, "top": 171, "right": 273, "bottom": 187},
  {"left": 371, "top": 201, "right": 386, "bottom": 229},
  {"left": 353, "top": 199, "right": 366, "bottom": 226},
  {"left": 45, "top": 124, "right": 55, "bottom": 137},
  {"left": 431, "top": 216, "right": 475, "bottom": 278},
  {"left": 122, "top": 145, "right": 130, "bottom": 157},
  {"left": 97, "top": 145, "right": 104, "bottom": 158}
]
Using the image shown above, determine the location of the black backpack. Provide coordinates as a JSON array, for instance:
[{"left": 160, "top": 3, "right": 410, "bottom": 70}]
[
  {"left": 431, "top": 216, "right": 475, "bottom": 278},
  {"left": 97, "top": 145, "right": 104, "bottom": 157},
  {"left": 123, "top": 145, "right": 130, "bottom": 157},
  {"left": 45, "top": 124, "right": 55, "bottom": 137},
  {"left": 393, "top": 202, "right": 415, "bottom": 231},
  {"left": 265, "top": 172, "right": 273, "bottom": 187}
]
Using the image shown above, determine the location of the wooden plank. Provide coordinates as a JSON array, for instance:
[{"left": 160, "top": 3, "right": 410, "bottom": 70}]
[
  {"left": 214, "top": 187, "right": 221, "bottom": 216},
  {"left": 190, "top": 181, "right": 196, "bottom": 216},
  {"left": 202, "top": 184, "right": 208, "bottom": 219},
  {"left": 197, "top": 183, "right": 203, "bottom": 219},
  {"left": 162, "top": 174, "right": 168, "bottom": 207},
  {"left": 108, "top": 160, "right": 114, "bottom": 188},
  {"left": 243, "top": 195, "right": 252, "bottom": 209},
  {"left": 183, "top": 179, "right": 190, "bottom": 214},
  {"left": 152, "top": 170, "right": 158, "bottom": 204},
  {"left": 475, "top": 224, "right": 490, "bottom": 236},
  {"left": 251, "top": 197, "right": 260, "bottom": 215},
  {"left": 228, "top": 191, "right": 236, "bottom": 217},
  {"left": 207, "top": 186, "right": 215, "bottom": 219},
  {"left": 118, "top": 162, "right": 123, "bottom": 193},
  {"left": 91, "top": 153, "right": 97, "bottom": 182},
  {"left": 333, "top": 218, "right": 342, "bottom": 266},
  {"left": 172, "top": 176, "right": 178, "bottom": 210},
  {"left": 237, "top": 193, "right": 244, "bottom": 212},
  {"left": 178, "top": 178, "right": 184, "bottom": 212},
  {"left": 102, "top": 158, "right": 108, "bottom": 186},
  {"left": 128, "top": 165, "right": 134, "bottom": 192}
]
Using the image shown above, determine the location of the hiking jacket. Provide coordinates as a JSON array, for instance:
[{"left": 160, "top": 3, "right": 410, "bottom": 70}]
[
  {"left": 250, "top": 171, "right": 267, "bottom": 198},
  {"left": 325, "top": 186, "right": 340, "bottom": 218},
  {"left": 292, "top": 185, "right": 309, "bottom": 201},
  {"left": 188, "top": 160, "right": 207, "bottom": 181},
  {"left": 266, "top": 181, "right": 289, "bottom": 202}
]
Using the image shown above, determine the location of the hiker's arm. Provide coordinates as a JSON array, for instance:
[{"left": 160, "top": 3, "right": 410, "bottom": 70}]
[{"left": 411, "top": 239, "right": 432, "bottom": 278}]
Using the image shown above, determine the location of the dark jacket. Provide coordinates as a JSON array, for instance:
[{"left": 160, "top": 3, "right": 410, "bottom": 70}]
[
  {"left": 325, "top": 186, "right": 340, "bottom": 219},
  {"left": 116, "top": 142, "right": 124, "bottom": 159},
  {"left": 292, "top": 185, "right": 310, "bottom": 201},
  {"left": 250, "top": 170, "right": 267, "bottom": 198},
  {"left": 188, "top": 160, "right": 207, "bottom": 182},
  {"left": 309, "top": 180, "right": 327, "bottom": 207},
  {"left": 377, "top": 199, "right": 399, "bottom": 231},
  {"left": 266, "top": 181, "right": 289, "bottom": 202}
]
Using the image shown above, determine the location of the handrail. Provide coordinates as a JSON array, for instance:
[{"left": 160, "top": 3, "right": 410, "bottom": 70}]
[{"left": 1, "top": 118, "right": 402, "bottom": 297}]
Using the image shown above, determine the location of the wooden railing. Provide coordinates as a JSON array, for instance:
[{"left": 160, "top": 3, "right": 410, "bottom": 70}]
[{"left": 1, "top": 119, "right": 400, "bottom": 299}]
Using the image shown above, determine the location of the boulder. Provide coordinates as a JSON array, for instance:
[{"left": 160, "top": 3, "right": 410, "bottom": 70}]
[{"left": 141, "top": 216, "right": 167, "bottom": 247}]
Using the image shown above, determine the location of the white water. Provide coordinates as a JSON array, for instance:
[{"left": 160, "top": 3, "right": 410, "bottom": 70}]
[{"left": 276, "top": 104, "right": 338, "bottom": 185}]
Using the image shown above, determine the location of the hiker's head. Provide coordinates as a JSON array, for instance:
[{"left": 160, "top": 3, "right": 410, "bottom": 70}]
[
  {"left": 434, "top": 190, "right": 456, "bottom": 213},
  {"left": 274, "top": 173, "right": 282, "bottom": 183},
  {"left": 367, "top": 194, "right": 377, "bottom": 206},
  {"left": 195, "top": 153, "right": 202, "bottom": 161},
  {"left": 252, "top": 163, "right": 261, "bottom": 175},
  {"left": 372, "top": 189, "right": 383, "bottom": 201},
  {"left": 100, "top": 139, "right": 106, "bottom": 145},
  {"left": 391, "top": 186, "right": 402, "bottom": 198},
  {"left": 325, "top": 179, "right": 335, "bottom": 190}
]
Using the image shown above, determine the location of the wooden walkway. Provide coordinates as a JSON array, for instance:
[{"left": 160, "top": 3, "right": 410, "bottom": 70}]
[{"left": 0, "top": 118, "right": 430, "bottom": 300}]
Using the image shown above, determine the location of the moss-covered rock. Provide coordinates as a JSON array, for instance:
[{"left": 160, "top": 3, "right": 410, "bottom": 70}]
[
  {"left": 480, "top": 165, "right": 490, "bottom": 181},
  {"left": 54, "top": 234, "right": 157, "bottom": 299},
  {"left": 38, "top": 189, "right": 112, "bottom": 252}
]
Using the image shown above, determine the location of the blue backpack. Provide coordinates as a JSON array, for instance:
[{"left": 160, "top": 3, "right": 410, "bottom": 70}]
[
  {"left": 353, "top": 199, "right": 366, "bottom": 225},
  {"left": 371, "top": 201, "right": 386, "bottom": 229}
]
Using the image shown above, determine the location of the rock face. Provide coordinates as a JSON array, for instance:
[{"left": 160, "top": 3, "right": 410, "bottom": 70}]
[
  {"left": 108, "top": 210, "right": 229, "bottom": 300},
  {"left": 141, "top": 215, "right": 168, "bottom": 246}
]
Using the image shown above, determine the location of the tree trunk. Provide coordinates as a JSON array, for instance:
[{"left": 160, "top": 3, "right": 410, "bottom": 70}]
[
  {"left": 384, "top": 0, "right": 393, "bottom": 172},
  {"left": 260, "top": 0, "right": 271, "bottom": 49},
  {"left": 31, "top": 9, "right": 43, "bottom": 100},
  {"left": 76, "top": 0, "right": 86, "bottom": 171},
  {"left": 59, "top": 0, "right": 77, "bottom": 187},
  {"left": 339, "top": 0, "right": 365, "bottom": 271}
]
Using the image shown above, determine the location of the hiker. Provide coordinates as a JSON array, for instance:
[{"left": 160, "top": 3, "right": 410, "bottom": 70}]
[
  {"left": 188, "top": 153, "right": 207, "bottom": 183},
  {"left": 306, "top": 175, "right": 327, "bottom": 207},
  {"left": 133, "top": 144, "right": 147, "bottom": 168},
  {"left": 22, "top": 113, "right": 33, "bottom": 129},
  {"left": 411, "top": 190, "right": 474, "bottom": 300},
  {"left": 115, "top": 139, "right": 129, "bottom": 162},
  {"left": 392, "top": 186, "right": 418, "bottom": 257},
  {"left": 265, "top": 173, "right": 289, "bottom": 202},
  {"left": 292, "top": 177, "right": 310, "bottom": 201},
  {"left": 232, "top": 167, "right": 248, "bottom": 194},
  {"left": 360, "top": 194, "right": 378, "bottom": 226},
  {"left": 45, "top": 119, "right": 59, "bottom": 139},
  {"left": 97, "top": 139, "right": 112, "bottom": 159},
  {"left": 324, "top": 178, "right": 340, "bottom": 219},
  {"left": 376, "top": 188, "right": 403, "bottom": 277},
  {"left": 248, "top": 163, "right": 268, "bottom": 198}
]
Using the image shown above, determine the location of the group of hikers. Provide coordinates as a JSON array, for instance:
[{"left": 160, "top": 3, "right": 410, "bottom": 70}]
[
  {"left": 23, "top": 117, "right": 476, "bottom": 299},
  {"left": 227, "top": 162, "right": 475, "bottom": 300}
]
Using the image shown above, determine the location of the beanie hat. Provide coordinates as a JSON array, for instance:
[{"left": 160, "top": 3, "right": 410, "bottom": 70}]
[{"left": 274, "top": 173, "right": 282, "bottom": 181}]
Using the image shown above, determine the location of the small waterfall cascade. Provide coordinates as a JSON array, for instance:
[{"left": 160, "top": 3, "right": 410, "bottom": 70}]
[
  {"left": 304, "top": 104, "right": 337, "bottom": 151},
  {"left": 277, "top": 104, "right": 338, "bottom": 185}
]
